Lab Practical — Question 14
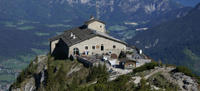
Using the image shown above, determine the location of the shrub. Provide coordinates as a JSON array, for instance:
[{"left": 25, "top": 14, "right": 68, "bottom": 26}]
[
  {"left": 132, "top": 62, "right": 158, "bottom": 74},
  {"left": 46, "top": 63, "right": 68, "bottom": 90},
  {"left": 173, "top": 66, "right": 195, "bottom": 77},
  {"left": 126, "top": 51, "right": 133, "bottom": 54},
  {"left": 69, "top": 55, "right": 74, "bottom": 61},
  {"left": 197, "top": 77, "right": 200, "bottom": 84},
  {"left": 91, "top": 75, "right": 132, "bottom": 91},
  {"left": 97, "top": 74, "right": 108, "bottom": 84},
  {"left": 114, "top": 75, "right": 131, "bottom": 86},
  {"left": 86, "top": 64, "right": 109, "bottom": 82},
  {"left": 12, "top": 60, "right": 37, "bottom": 88}
]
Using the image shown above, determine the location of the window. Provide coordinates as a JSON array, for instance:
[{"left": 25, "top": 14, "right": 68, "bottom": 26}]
[
  {"left": 85, "top": 46, "right": 88, "bottom": 50},
  {"left": 92, "top": 46, "right": 95, "bottom": 50},
  {"left": 129, "top": 64, "right": 133, "bottom": 67},
  {"left": 100, "top": 25, "right": 102, "bottom": 28},
  {"left": 113, "top": 45, "right": 116, "bottom": 49},
  {"left": 96, "top": 45, "right": 100, "bottom": 49},
  {"left": 73, "top": 48, "right": 79, "bottom": 55},
  {"left": 101, "top": 44, "right": 104, "bottom": 51}
]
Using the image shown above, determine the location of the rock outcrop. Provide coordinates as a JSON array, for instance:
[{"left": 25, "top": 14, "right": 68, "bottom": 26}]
[
  {"left": 172, "top": 73, "right": 199, "bottom": 91},
  {"left": 10, "top": 55, "right": 48, "bottom": 91}
]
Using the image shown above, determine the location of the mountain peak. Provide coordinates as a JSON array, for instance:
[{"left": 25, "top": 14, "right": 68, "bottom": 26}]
[{"left": 10, "top": 55, "right": 200, "bottom": 91}]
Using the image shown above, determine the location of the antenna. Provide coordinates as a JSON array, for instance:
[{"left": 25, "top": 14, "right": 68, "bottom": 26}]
[
  {"left": 90, "top": 15, "right": 95, "bottom": 20},
  {"left": 139, "top": 50, "right": 142, "bottom": 54}
]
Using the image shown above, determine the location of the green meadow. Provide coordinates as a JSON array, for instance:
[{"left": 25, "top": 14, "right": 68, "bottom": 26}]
[
  {"left": 46, "top": 24, "right": 71, "bottom": 28},
  {"left": 1, "top": 59, "right": 27, "bottom": 70},
  {"left": 63, "top": 19, "right": 71, "bottom": 23},
  {"left": 108, "top": 25, "right": 128, "bottom": 31},
  {"left": 18, "top": 54, "right": 35, "bottom": 63},
  {"left": 31, "top": 48, "right": 48, "bottom": 55},
  {"left": 17, "top": 26, "right": 35, "bottom": 30},
  {"left": 0, "top": 74, "right": 15, "bottom": 83},
  {"left": 41, "top": 41, "right": 49, "bottom": 46},
  {"left": 183, "top": 48, "right": 200, "bottom": 61},
  {"left": 56, "top": 32, "right": 63, "bottom": 35},
  {"left": 35, "top": 32, "right": 50, "bottom": 36},
  {"left": 2, "top": 21, "right": 16, "bottom": 27}
]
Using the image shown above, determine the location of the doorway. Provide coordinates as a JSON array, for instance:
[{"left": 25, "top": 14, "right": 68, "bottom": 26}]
[{"left": 101, "top": 44, "right": 104, "bottom": 51}]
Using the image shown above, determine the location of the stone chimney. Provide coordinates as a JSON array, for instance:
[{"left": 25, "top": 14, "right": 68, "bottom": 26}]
[{"left": 90, "top": 15, "right": 95, "bottom": 20}]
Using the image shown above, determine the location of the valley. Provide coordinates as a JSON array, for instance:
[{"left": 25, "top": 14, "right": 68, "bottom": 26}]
[{"left": 0, "top": 0, "right": 199, "bottom": 90}]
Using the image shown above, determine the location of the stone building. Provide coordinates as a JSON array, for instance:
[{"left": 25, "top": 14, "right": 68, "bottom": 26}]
[
  {"left": 119, "top": 58, "right": 136, "bottom": 69},
  {"left": 49, "top": 17, "right": 127, "bottom": 59}
]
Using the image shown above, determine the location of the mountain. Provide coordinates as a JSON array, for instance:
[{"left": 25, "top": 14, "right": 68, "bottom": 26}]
[
  {"left": 0, "top": 0, "right": 191, "bottom": 59},
  {"left": 9, "top": 55, "right": 200, "bottom": 91},
  {"left": 0, "top": 0, "right": 193, "bottom": 90},
  {"left": 175, "top": 0, "right": 200, "bottom": 6},
  {"left": 0, "top": 0, "right": 189, "bottom": 24},
  {"left": 127, "top": 3, "right": 200, "bottom": 75}
]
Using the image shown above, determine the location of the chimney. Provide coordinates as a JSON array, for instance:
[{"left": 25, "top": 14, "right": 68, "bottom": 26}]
[
  {"left": 70, "top": 32, "right": 74, "bottom": 37},
  {"left": 139, "top": 50, "right": 142, "bottom": 54},
  {"left": 90, "top": 15, "right": 95, "bottom": 20},
  {"left": 73, "top": 35, "right": 76, "bottom": 39}
]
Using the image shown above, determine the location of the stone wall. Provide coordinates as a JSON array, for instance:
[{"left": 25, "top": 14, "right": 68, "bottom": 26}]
[
  {"left": 88, "top": 21, "right": 106, "bottom": 33},
  {"left": 50, "top": 39, "right": 59, "bottom": 54},
  {"left": 69, "top": 36, "right": 126, "bottom": 57}
]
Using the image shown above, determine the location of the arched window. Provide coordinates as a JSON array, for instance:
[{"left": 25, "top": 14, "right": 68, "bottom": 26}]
[{"left": 73, "top": 48, "right": 79, "bottom": 55}]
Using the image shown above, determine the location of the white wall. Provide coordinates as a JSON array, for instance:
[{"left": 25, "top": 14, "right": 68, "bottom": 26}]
[
  {"left": 50, "top": 40, "right": 59, "bottom": 54},
  {"left": 69, "top": 36, "right": 126, "bottom": 56},
  {"left": 88, "top": 21, "right": 106, "bottom": 33}
]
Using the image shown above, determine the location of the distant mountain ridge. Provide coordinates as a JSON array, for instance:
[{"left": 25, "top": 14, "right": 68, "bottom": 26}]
[
  {"left": 0, "top": 0, "right": 191, "bottom": 60},
  {"left": 0, "top": 0, "right": 194, "bottom": 90},
  {"left": 0, "top": 0, "right": 188, "bottom": 24},
  {"left": 128, "top": 3, "right": 200, "bottom": 75},
  {"left": 175, "top": 0, "right": 200, "bottom": 6}
]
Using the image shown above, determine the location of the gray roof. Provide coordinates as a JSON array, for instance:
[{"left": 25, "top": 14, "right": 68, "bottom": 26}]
[
  {"left": 49, "top": 27, "right": 127, "bottom": 47},
  {"left": 84, "top": 19, "right": 105, "bottom": 25}
]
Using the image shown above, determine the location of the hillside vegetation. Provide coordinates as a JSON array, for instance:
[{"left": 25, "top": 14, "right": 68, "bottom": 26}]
[{"left": 10, "top": 55, "right": 200, "bottom": 91}]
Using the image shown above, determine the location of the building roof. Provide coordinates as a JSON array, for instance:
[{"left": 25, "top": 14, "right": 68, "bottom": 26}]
[
  {"left": 49, "top": 26, "right": 127, "bottom": 47},
  {"left": 111, "top": 53, "right": 118, "bottom": 59},
  {"left": 84, "top": 19, "right": 105, "bottom": 25},
  {"left": 119, "top": 58, "right": 136, "bottom": 63}
]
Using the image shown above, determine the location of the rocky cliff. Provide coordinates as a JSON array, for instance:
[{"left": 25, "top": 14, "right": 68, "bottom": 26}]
[{"left": 10, "top": 55, "right": 200, "bottom": 91}]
